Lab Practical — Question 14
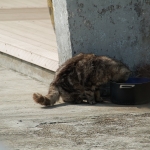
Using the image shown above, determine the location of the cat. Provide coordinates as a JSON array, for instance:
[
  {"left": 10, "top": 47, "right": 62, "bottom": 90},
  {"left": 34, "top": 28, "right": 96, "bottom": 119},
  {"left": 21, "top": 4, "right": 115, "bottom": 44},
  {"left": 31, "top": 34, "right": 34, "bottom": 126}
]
[{"left": 33, "top": 53, "right": 130, "bottom": 106}]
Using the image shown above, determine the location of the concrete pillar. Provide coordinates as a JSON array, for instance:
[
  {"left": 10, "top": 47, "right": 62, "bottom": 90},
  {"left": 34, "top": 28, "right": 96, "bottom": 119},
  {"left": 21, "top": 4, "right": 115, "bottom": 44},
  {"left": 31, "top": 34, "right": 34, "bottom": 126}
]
[
  {"left": 53, "top": 0, "right": 150, "bottom": 69},
  {"left": 53, "top": 0, "right": 72, "bottom": 65}
]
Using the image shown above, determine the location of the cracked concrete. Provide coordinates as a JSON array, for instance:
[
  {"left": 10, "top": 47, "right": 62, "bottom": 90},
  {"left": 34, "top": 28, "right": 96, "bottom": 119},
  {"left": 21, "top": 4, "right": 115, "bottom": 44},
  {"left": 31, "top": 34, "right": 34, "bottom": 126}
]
[{"left": 0, "top": 65, "right": 150, "bottom": 150}]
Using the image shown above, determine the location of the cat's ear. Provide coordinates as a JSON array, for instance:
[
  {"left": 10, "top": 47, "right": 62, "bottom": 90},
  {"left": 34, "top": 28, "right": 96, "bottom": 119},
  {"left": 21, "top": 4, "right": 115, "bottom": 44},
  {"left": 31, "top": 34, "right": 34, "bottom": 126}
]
[
  {"left": 120, "top": 68, "right": 126, "bottom": 73},
  {"left": 120, "top": 68, "right": 131, "bottom": 74},
  {"left": 78, "top": 53, "right": 84, "bottom": 56},
  {"left": 111, "top": 65, "right": 119, "bottom": 73}
]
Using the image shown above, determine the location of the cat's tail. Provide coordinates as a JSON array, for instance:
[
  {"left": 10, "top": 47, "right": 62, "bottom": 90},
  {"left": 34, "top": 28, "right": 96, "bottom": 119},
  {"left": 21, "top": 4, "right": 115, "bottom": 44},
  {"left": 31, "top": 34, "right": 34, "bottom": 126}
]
[{"left": 33, "top": 85, "right": 60, "bottom": 106}]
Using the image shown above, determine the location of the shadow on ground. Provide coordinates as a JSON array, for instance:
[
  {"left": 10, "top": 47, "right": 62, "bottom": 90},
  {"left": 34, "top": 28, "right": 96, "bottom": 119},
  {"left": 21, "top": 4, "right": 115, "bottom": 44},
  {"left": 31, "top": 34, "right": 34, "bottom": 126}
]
[{"left": 41, "top": 98, "right": 150, "bottom": 109}]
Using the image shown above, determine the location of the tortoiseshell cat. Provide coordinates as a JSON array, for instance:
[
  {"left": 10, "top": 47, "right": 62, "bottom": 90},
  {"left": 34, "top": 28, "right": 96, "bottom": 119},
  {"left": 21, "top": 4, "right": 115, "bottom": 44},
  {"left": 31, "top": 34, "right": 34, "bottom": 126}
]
[{"left": 33, "top": 53, "right": 130, "bottom": 106}]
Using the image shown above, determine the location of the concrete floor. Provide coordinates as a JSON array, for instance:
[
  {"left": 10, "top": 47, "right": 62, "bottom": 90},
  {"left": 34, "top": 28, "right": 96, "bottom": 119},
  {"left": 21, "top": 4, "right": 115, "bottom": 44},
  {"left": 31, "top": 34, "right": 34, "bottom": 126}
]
[{"left": 0, "top": 65, "right": 150, "bottom": 150}]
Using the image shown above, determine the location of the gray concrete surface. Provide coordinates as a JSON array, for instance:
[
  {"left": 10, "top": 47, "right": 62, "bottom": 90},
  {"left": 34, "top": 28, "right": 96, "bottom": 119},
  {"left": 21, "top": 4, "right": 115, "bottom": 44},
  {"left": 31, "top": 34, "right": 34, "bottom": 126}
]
[
  {"left": 0, "top": 52, "right": 55, "bottom": 84},
  {"left": 0, "top": 65, "right": 150, "bottom": 150},
  {"left": 54, "top": 0, "right": 150, "bottom": 68}
]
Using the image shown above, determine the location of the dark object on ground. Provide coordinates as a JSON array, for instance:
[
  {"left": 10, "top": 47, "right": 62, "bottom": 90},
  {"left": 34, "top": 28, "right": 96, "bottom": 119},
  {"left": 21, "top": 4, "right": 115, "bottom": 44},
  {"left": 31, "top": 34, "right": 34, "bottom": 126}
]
[{"left": 110, "top": 78, "right": 150, "bottom": 105}]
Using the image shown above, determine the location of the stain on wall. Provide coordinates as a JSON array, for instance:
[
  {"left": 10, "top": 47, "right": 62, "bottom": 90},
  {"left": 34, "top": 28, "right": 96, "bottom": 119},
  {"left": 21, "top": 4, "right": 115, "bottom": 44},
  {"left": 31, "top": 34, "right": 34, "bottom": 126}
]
[{"left": 54, "top": 0, "right": 150, "bottom": 69}]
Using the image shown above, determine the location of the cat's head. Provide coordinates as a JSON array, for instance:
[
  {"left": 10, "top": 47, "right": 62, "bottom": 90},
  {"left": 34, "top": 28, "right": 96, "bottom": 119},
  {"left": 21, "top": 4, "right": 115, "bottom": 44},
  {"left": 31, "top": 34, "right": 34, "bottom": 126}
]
[{"left": 111, "top": 65, "right": 131, "bottom": 83}]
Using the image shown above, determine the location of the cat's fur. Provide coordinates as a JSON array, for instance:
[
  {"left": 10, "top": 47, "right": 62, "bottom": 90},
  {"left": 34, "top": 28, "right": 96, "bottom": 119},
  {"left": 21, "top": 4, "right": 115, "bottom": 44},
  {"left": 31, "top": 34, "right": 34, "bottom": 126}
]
[{"left": 33, "top": 53, "right": 130, "bottom": 106}]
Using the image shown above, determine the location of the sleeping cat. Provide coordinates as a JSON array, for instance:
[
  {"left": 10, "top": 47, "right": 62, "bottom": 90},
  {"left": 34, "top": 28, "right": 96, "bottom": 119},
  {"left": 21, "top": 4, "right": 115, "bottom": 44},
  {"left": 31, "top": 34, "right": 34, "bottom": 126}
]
[{"left": 33, "top": 53, "right": 130, "bottom": 106}]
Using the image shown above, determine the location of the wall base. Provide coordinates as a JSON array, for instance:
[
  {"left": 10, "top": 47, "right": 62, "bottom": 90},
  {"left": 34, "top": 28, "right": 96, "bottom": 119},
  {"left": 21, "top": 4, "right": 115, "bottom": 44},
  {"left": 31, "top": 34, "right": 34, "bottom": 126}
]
[{"left": 0, "top": 52, "right": 55, "bottom": 84}]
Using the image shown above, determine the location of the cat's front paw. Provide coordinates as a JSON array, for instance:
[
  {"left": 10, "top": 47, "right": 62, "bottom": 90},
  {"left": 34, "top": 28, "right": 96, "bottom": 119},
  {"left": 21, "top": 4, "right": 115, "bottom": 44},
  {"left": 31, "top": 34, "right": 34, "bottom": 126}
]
[
  {"left": 96, "top": 98, "right": 104, "bottom": 103},
  {"left": 88, "top": 100, "right": 96, "bottom": 105}
]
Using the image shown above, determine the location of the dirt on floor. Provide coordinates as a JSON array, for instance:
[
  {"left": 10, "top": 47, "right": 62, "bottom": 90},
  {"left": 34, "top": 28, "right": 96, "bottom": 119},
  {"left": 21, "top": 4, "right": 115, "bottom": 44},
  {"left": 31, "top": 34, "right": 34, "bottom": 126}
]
[
  {"left": 1, "top": 102, "right": 150, "bottom": 150},
  {"left": 33, "top": 112, "right": 150, "bottom": 150}
]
